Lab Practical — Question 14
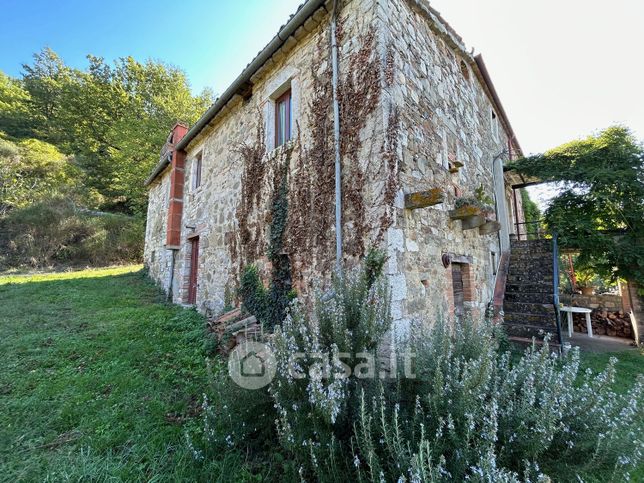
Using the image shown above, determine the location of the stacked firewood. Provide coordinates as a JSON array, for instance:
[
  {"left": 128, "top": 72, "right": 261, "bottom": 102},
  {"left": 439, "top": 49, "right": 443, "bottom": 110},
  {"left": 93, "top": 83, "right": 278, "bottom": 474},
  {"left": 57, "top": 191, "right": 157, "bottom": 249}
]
[
  {"left": 571, "top": 309, "right": 633, "bottom": 339},
  {"left": 207, "top": 307, "right": 261, "bottom": 354}
]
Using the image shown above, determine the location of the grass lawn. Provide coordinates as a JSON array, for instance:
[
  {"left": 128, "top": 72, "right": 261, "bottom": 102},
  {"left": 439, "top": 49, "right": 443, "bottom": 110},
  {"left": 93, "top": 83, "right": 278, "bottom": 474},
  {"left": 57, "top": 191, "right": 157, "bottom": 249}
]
[
  {"left": 0, "top": 266, "right": 251, "bottom": 482},
  {"left": 0, "top": 266, "right": 641, "bottom": 481}
]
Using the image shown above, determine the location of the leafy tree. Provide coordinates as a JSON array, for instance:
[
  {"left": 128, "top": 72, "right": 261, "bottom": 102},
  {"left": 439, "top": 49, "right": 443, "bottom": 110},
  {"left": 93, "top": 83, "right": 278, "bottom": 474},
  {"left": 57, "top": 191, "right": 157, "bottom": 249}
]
[
  {"left": 0, "top": 133, "right": 79, "bottom": 214},
  {"left": 8, "top": 48, "right": 213, "bottom": 213},
  {"left": 509, "top": 126, "right": 643, "bottom": 285},
  {"left": 0, "top": 72, "right": 32, "bottom": 138},
  {"left": 21, "top": 48, "right": 73, "bottom": 144},
  {"left": 520, "top": 188, "right": 541, "bottom": 239}
]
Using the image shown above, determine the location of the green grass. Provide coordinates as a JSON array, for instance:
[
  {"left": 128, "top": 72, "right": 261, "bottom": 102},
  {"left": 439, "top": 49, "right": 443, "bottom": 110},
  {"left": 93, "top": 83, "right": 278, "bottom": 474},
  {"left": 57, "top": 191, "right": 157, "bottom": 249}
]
[
  {"left": 1, "top": 266, "right": 641, "bottom": 481},
  {"left": 0, "top": 266, "right": 252, "bottom": 482},
  {"left": 579, "top": 349, "right": 643, "bottom": 395}
]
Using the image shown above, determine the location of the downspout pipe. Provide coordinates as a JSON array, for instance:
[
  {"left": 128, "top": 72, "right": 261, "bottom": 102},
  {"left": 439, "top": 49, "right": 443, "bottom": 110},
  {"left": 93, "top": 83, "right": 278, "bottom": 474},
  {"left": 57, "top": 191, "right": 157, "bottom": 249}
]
[{"left": 331, "top": 0, "right": 343, "bottom": 272}]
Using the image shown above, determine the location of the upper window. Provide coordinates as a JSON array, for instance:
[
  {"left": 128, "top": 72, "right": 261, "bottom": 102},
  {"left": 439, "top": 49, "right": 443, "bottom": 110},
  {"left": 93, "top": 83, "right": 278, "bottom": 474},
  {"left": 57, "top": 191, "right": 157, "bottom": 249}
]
[
  {"left": 275, "top": 89, "right": 292, "bottom": 147},
  {"left": 491, "top": 110, "right": 499, "bottom": 140},
  {"left": 459, "top": 59, "right": 470, "bottom": 81},
  {"left": 194, "top": 152, "right": 202, "bottom": 189}
]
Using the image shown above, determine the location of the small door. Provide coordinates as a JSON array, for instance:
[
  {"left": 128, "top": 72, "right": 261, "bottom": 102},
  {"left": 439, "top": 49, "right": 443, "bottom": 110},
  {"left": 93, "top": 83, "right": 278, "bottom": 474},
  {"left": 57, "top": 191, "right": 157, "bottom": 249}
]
[
  {"left": 188, "top": 237, "right": 199, "bottom": 305},
  {"left": 451, "top": 263, "right": 465, "bottom": 315}
]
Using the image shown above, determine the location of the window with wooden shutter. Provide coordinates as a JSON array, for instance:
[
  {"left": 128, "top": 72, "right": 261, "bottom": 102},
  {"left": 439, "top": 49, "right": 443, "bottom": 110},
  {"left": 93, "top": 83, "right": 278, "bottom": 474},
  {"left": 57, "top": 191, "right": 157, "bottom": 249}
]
[{"left": 275, "top": 89, "right": 291, "bottom": 147}]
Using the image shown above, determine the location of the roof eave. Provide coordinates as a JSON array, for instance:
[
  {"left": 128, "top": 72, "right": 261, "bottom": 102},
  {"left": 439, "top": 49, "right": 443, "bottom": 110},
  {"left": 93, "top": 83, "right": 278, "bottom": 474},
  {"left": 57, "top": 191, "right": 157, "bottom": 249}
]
[
  {"left": 474, "top": 54, "right": 523, "bottom": 158},
  {"left": 175, "top": 0, "right": 328, "bottom": 153}
]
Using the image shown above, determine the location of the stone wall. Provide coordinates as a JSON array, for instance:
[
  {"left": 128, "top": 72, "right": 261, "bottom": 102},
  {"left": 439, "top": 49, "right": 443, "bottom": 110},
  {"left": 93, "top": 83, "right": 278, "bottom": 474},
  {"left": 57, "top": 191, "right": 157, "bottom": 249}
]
[
  {"left": 380, "top": 0, "right": 517, "bottom": 330},
  {"left": 145, "top": 0, "right": 390, "bottom": 315},
  {"left": 144, "top": 171, "right": 173, "bottom": 293},
  {"left": 144, "top": 0, "right": 523, "bottom": 329},
  {"left": 559, "top": 292, "right": 624, "bottom": 311}
]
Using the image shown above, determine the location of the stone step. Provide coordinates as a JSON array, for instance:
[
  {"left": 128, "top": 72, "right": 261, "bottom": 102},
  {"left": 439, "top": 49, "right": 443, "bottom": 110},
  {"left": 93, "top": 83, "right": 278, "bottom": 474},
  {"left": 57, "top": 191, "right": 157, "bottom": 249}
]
[
  {"left": 504, "top": 301, "right": 555, "bottom": 316},
  {"left": 503, "top": 322, "right": 558, "bottom": 339},
  {"left": 508, "top": 257, "right": 553, "bottom": 265},
  {"left": 511, "top": 239, "right": 552, "bottom": 248},
  {"left": 506, "top": 282, "right": 553, "bottom": 294},
  {"left": 504, "top": 311, "right": 555, "bottom": 325},
  {"left": 504, "top": 291, "right": 553, "bottom": 304},
  {"left": 509, "top": 252, "right": 554, "bottom": 260},
  {"left": 507, "top": 273, "right": 554, "bottom": 284},
  {"left": 508, "top": 267, "right": 554, "bottom": 282},
  {"left": 509, "top": 249, "right": 553, "bottom": 258}
]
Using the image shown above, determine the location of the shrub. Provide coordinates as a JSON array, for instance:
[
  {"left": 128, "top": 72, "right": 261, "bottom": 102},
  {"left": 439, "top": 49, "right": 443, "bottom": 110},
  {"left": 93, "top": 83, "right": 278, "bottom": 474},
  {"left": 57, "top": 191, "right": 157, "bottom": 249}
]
[
  {"left": 192, "top": 259, "right": 643, "bottom": 482},
  {"left": 0, "top": 198, "right": 144, "bottom": 269},
  {"left": 269, "top": 266, "right": 392, "bottom": 478},
  {"left": 351, "top": 320, "right": 643, "bottom": 482}
]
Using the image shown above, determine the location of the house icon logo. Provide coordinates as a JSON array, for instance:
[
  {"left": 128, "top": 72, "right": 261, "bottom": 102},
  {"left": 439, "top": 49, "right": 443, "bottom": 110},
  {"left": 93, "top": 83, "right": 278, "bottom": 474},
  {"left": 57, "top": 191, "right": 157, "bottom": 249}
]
[{"left": 228, "top": 341, "right": 276, "bottom": 389}]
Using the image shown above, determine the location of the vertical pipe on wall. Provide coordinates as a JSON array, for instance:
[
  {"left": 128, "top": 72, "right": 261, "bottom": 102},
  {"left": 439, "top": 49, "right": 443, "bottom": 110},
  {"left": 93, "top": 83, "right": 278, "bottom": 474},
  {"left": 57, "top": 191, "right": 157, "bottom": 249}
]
[
  {"left": 167, "top": 249, "right": 177, "bottom": 302},
  {"left": 331, "top": 0, "right": 343, "bottom": 272}
]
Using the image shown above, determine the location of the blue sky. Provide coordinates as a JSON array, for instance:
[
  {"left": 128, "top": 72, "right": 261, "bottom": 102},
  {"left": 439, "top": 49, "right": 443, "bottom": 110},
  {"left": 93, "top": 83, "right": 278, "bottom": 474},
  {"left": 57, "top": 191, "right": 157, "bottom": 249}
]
[
  {"left": 2, "top": 0, "right": 643, "bottom": 207},
  {"left": 0, "top": 0, "right": 303, "bottom": 97}
]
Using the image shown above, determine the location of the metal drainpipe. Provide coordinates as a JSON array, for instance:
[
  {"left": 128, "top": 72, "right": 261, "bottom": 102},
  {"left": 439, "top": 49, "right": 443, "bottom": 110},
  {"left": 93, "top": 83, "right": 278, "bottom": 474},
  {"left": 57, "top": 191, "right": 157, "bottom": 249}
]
[{"left": 331, "top": 0, "right": 343, "bottom": 272}]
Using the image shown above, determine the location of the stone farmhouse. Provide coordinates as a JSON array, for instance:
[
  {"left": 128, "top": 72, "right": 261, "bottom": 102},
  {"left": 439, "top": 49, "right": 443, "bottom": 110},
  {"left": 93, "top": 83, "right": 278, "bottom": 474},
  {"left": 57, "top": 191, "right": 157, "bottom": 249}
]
[{"left": 144, "top": 0, "right": 538, "bottom": 336}]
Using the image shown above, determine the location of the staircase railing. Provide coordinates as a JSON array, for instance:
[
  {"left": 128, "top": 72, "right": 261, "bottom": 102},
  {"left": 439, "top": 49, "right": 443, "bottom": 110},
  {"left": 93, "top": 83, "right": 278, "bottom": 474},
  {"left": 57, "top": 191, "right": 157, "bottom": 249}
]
[{"left": 551, "top": 232, "right": 564, "bottom": 347}]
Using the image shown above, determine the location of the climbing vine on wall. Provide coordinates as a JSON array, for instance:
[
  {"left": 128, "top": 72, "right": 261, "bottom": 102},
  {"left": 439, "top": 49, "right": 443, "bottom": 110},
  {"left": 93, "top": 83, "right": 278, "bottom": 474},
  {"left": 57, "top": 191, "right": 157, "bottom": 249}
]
[
  {"left": 338, "top": 25, "right": 383, "bottom": 258},
  {"left": 287, "top": 38, "right": 336, "bottom": 280},
  {"left": 234, "top": 110, "right": 267, "bottom": 266},
  {"left": 266, "top": 149, "right": 293, "bottom": 328},
  {"left": 230, "top": 6, "right": 400, "bottom": 306}
]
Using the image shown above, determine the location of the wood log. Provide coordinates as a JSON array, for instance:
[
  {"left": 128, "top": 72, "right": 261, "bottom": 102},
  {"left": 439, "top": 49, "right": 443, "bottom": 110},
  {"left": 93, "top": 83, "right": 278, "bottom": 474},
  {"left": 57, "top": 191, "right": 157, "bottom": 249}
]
[{"left": 224, "top": 315, "right": 258, "bottom": 334}]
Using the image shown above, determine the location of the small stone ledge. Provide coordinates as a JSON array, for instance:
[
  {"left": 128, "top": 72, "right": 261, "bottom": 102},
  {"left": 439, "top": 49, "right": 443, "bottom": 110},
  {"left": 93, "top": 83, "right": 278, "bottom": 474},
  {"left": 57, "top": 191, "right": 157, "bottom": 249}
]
[
  {"left": 404, "top": 188, "right": 444, "bottom": 209},
  {"left": 448, "top": 204, "right": 483, "bottom": 220}
]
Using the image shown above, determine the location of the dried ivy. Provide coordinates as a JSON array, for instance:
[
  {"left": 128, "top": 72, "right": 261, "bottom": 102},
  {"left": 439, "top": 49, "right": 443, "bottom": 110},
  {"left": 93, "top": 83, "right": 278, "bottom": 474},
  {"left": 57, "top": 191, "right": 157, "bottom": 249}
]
[
  {"left": 234, "top": 110, "right": 267, "bottom": 266},
  {"left": 338, "top": 26, "right": 382, "bottom": 258},
  {"left": 288, "top": 37, "right": 336, "bottom": 280}
]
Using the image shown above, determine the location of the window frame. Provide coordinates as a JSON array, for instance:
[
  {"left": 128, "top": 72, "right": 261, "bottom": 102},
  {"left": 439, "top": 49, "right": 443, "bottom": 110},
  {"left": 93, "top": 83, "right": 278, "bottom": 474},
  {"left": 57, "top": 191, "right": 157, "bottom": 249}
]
[
  {"left": 194, "top": 151, "right": 203, "bottom": 189},
  {"left": 275, "top": 89, "right": 292, "bottom": 148}
]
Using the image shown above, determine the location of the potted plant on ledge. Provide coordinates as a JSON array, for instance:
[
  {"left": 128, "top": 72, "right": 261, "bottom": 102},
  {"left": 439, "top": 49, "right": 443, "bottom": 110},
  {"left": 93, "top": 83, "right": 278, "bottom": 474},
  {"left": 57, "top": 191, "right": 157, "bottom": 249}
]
[{"left": 449, "top": 197, "right": 493, "bottom": 229}]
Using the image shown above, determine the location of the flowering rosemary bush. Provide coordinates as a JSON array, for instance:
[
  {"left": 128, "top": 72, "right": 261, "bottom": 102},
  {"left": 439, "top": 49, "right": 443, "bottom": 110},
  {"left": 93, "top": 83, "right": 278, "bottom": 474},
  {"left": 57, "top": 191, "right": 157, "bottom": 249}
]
[
  {"left": 352, "top": 319, "right": 643, "bottom": 482},
  {"left": 189, "top": 260, "right": 643, "bottom": 482},
  {"left": 270, "top": 266, "right": 392, "bottom": 478}
]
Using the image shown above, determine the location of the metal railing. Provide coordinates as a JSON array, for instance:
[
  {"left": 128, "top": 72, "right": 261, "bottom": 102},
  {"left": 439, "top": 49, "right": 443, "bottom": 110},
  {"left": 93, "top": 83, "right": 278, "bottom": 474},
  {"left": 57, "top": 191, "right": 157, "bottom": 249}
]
[
  {"left": 513, "top": 220, "right": 546, "bottom": 241},
  {"left": 552, "top": 232, "right": 564, "bottom": 347}
]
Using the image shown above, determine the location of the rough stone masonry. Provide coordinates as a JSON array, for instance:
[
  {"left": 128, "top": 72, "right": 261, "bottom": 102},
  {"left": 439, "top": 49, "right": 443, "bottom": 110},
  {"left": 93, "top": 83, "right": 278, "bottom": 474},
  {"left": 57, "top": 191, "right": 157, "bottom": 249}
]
[{"left": 143, "top": 0, "right": 526, "bottom": 334}]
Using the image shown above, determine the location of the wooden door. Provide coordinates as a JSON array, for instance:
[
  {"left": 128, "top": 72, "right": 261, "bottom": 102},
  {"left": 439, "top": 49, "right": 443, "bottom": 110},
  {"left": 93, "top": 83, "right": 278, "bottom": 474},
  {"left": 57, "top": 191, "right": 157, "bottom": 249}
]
[
  {"left": 451, "top": 263, "right": 465, "bottom": 315},
  {"left": 188, "top": 237, "right": 199, "bottom": 305}
]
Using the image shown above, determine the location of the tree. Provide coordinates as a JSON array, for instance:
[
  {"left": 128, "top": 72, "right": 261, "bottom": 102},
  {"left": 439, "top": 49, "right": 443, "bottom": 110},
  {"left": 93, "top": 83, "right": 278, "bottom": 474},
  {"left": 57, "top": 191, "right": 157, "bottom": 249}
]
[
  {"left": 520, "top": 188, "right": 541, "bottom": 239},
  {"left": 0, "top": 71, "right": 32, "bottom": 138},
  {"left": 21, "top": 48, "right": 73, "bottom": 144},
  {"left": 0, "top": 133, "right": 79, "bottom": 214},
  {"left": 14, "top": 49, "right": 213, "bottom": 213},
  {"left": 509, "top": 126, "right": 644, "bottom": 285}
]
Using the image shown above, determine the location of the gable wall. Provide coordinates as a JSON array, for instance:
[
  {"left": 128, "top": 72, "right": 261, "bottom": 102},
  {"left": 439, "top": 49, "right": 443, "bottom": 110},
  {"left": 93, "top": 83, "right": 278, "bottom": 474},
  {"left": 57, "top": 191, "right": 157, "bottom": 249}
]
[{"left": 381, "top": 0, "right": 516, "bottom": 330}]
